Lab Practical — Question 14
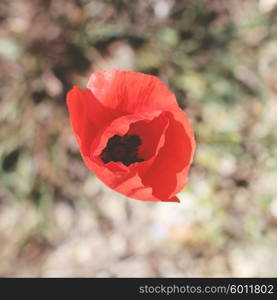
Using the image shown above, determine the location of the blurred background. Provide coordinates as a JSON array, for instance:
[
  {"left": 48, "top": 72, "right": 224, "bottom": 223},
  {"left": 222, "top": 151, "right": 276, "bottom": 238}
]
[{"left": 1, "top": 0, "right": 277, "bottom": 277}]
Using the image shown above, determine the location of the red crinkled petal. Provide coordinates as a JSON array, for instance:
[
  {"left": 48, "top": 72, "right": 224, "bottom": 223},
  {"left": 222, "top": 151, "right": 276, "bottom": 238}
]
[
  {"left": 141, "top": 105, "right": 196, "bottom": 200},
  {"left": 87, "top": 69, "right": 177, "bottom": 114},
  {"left": 127, "top": 114, "right": 169, "bottom": 161},
  {"left": 82, "top": 157, "right": 179, "bottom": 202},
  {"left": 66, "top": 87, "right": 122, "bottom": 156}
]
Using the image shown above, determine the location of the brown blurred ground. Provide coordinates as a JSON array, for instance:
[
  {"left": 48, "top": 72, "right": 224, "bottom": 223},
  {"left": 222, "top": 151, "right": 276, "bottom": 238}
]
[{"left": 0, "top": 0, "right": 277, "bottom": 277}]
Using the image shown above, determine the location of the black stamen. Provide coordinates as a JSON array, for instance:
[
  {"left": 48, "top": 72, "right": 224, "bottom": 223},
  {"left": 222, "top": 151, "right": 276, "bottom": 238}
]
[{"left": 100, "top": 134, "right": 144, "bottom": 166}]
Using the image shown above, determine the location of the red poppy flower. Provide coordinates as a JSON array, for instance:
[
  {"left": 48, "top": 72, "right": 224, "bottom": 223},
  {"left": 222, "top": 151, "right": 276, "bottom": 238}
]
[{"left": 67, "top": 69, "right": 195, "bottom": 202}]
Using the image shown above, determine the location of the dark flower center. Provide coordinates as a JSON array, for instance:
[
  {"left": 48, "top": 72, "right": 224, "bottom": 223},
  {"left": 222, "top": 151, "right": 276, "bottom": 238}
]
[{"left": 100, "top": 134, "right": 144, "bottom": 166}]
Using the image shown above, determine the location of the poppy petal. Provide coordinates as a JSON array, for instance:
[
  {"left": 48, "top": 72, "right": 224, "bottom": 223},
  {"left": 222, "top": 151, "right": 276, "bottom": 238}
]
[
  {"left": 82, "top": 155, "right": 179, "bottom": 202},
  {"left": 67, "top": 87, "right": 121, "bottom": 155},
  {"left": 127, "top": 114, "right": 169, "bottom": 161},
  {"left": 87, "top": 69, "right": 177, "bottom": 113},
  {"left": 141, "top": 109, "right": 195, "bottom": 200},
  {"left": 114, "top": 173, "right": 180, "bottom": 202}
]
